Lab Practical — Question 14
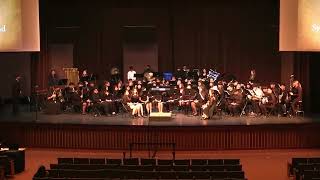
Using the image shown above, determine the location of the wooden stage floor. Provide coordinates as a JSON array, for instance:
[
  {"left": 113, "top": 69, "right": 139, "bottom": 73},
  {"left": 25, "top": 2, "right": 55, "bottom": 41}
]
[{"left": 0, "top": 110, "right": 318, "bottom": 126}]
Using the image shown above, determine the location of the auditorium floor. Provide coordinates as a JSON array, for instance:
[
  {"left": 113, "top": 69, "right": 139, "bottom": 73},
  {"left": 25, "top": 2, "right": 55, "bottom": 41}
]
[
  {"left": 1, "top": 110, "right": 319, "bottom": 126},
  {"left": 14, "top": 148, "right": 320, "bottom": 180}
]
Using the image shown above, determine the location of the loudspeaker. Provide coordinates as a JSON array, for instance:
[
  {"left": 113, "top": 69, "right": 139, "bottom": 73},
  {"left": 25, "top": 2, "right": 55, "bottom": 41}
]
[{"left": 149, "top": 112, "right": 172, "bottom": 121}]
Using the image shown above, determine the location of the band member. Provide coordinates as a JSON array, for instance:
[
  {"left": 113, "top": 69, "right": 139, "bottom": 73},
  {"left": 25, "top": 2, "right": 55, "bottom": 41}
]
[
  {"left": 81, "top": 84, "right": 91, "bottom": 115},
  {"left": 201, "top": 68, "right": 207, "bottom": 79},
  {"left": 249, "top": 69, "right": 256, "bottom": 82},
  {"left": 127, "top": 66, "right": 136, "bottom": 81},
  {"left": 101, "top": 81, "right": 112, "bottom": 93},
  {"left": 46, "top": 87, "right": 63, "bottom": 114},
  {"left": 140, "top": 90, "right": 152, "bottom": 115},
  {"left": 202, "top": 89, "right": 216, "bottom": 119},
  {"left": 290, "top": 80, "right": 303, "bottom": 114},
  {"left": 191, "top": 84, "right": 208, "bottom": 116},
  {"left": 124, "top": 89, "right": 143, "bottom": 117},
  {"left": 101, "top": 90, "right": 116, "bottom": 115},
  {"left": 48, "top": 69, "right": 59, "bottom": 87},
  {"left": 12, "top": 74, "right": 22, "bottom": 115},
  {"left": 90, "top": 88, "right": 103, "bottom": 116},
  {"left": 80, "top": 69, "right": 90, "bottom": 84},
  {"left": 278, "top": 84, "right": 289, "bottom": 116},
  {"left": 227, "top": 84, "right": 244, "bottom": 116},
  {"left": 250, "top": 84, "right": 265, "bottom": 115},
  {"left": 260, "top": 88, "right": 277, "bottom": 116}
]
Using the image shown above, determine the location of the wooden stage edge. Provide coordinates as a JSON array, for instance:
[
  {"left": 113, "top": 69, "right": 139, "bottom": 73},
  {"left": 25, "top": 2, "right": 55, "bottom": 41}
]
[{"left": 0, "top": 122, "right": 320, "bottom": 150}]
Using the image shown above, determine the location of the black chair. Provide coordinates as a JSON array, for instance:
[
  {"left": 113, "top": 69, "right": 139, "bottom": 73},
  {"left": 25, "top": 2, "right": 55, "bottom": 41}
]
[
  {"left": 206, "top": 165, "right": 224, "bottom": 171},
  {"left": 141, "top": 158, "right": 157, "bottom": 165},
  {"left": 141, "top": 171, "right": 158, "bottom": 179},
  {"left": 191, "top": 171, "right": 211, "bottom": 179},
  {"left": 74, "top": 158, "right": 90, "bottom": 164},
  {"left": 158, "top": 159, "right": 174, "bottom": 166},
  {"left": 106, "top": 158, "right": 122, "bottom": 165},
  {"left": 123, "top": 158, "right": 139, "bottom": 165},
  {"left": 174, "top": 159, "right": 190, "bottom": 166},
  {"left": 140, "top": 165, "right": 155, "bottom": 171},
  {"left": 156, "top": 165, "right": 173, "bottom": 172},
  {"left": 57, "top": 158, "right": 73, "bottom": 164},
  {"left": 190, "top": 165, "right": 207, "bottom": 172},
  {"left": 207, "top": 159, "right": 223, "bottom": 165},
  {"left": 224, "top": 159, "right": 240, "bottom": 165},
  {"left": 158, "top": 171, "right": 177, "bottom": 179},
  {"left": 173, "top": 165, "right": 189, "bottom": 172},
  {"left": 89, "top": 158, "right": 106, "bottom": 164},
  {"left": 310, "top": 158, "right": 320, "bottom": 164},
  {"left": 124, "top": 170, "right": 142, "bottom": 179},
  {"left": 191, "top": 159, "right": 208, "bottom": 166},
  {"left": 224, "top": 165, "right": 242, "bottom": 171},
  {"left": 47, "top": 169, "right": 59, "bottom": 177},
  {"left": 176, "top": 171, "right": 194, "bottom": 179}
]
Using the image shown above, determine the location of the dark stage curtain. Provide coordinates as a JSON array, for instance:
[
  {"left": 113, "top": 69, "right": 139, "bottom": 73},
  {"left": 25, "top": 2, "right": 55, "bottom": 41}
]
[{"left": 32, "top": 0, "right": 281, "bottom": 90}]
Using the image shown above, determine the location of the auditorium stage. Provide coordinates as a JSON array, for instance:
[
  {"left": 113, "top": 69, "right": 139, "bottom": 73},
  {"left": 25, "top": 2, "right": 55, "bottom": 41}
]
[
  {"left": 0, "top": 111, "right": 318, "bottom": 126},
  {"left": 1, "top": 110, "right": 320, "bottom": 151}
]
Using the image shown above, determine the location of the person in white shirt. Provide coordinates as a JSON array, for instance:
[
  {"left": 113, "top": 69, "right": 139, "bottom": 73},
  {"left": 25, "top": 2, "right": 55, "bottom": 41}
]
[{"left": 127, "top": 66, "right": 136, "bottom": 81}]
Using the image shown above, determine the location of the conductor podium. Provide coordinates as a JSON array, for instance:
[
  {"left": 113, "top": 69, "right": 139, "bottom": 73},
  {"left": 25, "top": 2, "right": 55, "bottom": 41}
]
[{"left": 149, "top": 112, "right": 172, "bottom": 121}]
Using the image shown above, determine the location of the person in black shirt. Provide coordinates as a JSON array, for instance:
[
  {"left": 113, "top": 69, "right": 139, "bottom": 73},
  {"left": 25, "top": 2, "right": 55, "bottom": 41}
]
[
  {"left": 48, "top": 69, "right": 59, "bottom": 87},
  {"left": 101, "top": 90, "right": 116, "bottom": 115},
  {"left": 12, "top": 75, "right": 22, "bottom": 115}
]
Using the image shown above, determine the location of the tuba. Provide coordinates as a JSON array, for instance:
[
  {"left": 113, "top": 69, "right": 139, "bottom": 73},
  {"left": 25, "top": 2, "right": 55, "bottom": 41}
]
[{"left": 144, "top": 71, "right": 154, "bottom": 82}]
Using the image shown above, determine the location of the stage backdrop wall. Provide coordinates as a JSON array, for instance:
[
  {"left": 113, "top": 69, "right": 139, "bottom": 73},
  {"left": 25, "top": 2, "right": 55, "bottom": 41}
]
[{"left": 33, "top": 0, "right": 281, "bottom": 89}]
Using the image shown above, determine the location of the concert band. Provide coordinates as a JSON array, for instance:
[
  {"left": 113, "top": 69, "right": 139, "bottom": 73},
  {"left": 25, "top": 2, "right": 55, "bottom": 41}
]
[{"left": 43, "top": 66, "right": 303, "bottom": 119}]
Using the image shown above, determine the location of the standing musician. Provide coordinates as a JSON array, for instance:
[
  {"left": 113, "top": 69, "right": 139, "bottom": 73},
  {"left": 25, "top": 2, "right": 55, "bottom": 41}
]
[
  {"left": 290, "top": 80, "right": 303, "bottom": 114},
  {"left": 48, "top": 69, "right": 59, "bottom": 87},
  {"left": 191, "top": 84, "right": 208, "bottom": 116},
  {"left": 80, "top": 69, "right": 90, "bottom": 84},
  {"left": 127, "top": 66, "right": 136, "bottom": 81},
  {"left": 249, "top": 69, "right": 256, "bottom": 82},
  {"left": 202, "top": 89, "right": 217, "bottom": 119}
]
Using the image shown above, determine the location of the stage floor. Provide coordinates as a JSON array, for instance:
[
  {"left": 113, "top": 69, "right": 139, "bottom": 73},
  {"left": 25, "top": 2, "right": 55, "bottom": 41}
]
[{"left": 1, "top": 110, "right": 319, "bottom": 126}]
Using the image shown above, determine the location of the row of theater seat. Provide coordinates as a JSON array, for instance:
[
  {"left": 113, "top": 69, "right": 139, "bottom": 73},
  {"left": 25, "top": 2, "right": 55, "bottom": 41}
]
[
  {"left": 34, "top": 158, "right": 247, "bottom": 180},
  {"left": 288, "top": 157, "right": 320, "bottom": 180},
  {"left": 50, "top": 164, "right": 243, "bottom": 171},
  {"left": 57, "top": 158, "right": 240, "bottom": 166}
]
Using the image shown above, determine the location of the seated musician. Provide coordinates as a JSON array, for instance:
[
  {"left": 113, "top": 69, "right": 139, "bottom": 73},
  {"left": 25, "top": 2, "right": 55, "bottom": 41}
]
[
  {"left": 260, "top": 88, "right": 277, "bottom": 116},
  {"left": 278, "top": 84, "right": 289, "bottom": 116},
  {"left": 81, "top": 84, "right": 91, "bottom": 115},
  {"left": 90, "top": 88, "right": 103, "bottom": 116},
  {"left": 227, "top": 84, "right": 244, "bottom": 116},
  {"left": 191, "top": 84, "right": 208, "bottom": 116},
  {"left": 46, "top": 87, "right": 63, "bottom": 114},
  {"left": 154, "top": 91, "right": 171, "bottom": 113},
  {"left": 250, "top": 84, "right": 265, "bottom": 115},
  {"left": 101, "top": 90, "right": 116, "bottom": 115},
  {"left": 290, "top": 80, "right": 303, "bottom": 114},
  {"left": 124, "top": 89, "right": 144, "bottom": 117},
  {"left": 202, "top": 89, "right": 216, "bottom": 119},
  {"left": 139, "top": 90, "right": 152, "bottom": 115}
]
